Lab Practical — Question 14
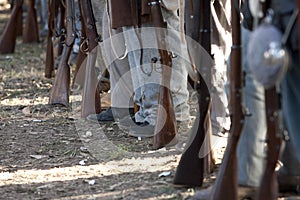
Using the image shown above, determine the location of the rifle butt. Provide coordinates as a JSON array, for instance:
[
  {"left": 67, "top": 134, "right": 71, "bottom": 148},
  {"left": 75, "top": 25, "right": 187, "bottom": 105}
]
[
  {"left": 173, "top": 113, "right": 204, "bottom": 186},
  {"left": 212, "top": 99, "right": 243, "bottom": 200},
  {"left": 173, "top": 154, "right": 204, "bottom": 187},
  {"left": 174, "top": 127, "right": 213, "bottom": 187},
  {"left": 49, "top": 46, "right": 72, "bottom": 106},
  {"left": 0, "top": 0, "right": 23, "bottom": 54},
  {"left": 174, "top": 75, "right": 213, "bottom": 187},
  {"left": 81, "top": 48, "right": 101, "bottom": 118},
  {"left": 153, "top": 86, "right": 177, "bottom": 149},
  {"left": 211, "top": 137, "right": 239, "bottom": 200},
  {"left": 23, "top": 0, "right": 40, "bottom": 43}
]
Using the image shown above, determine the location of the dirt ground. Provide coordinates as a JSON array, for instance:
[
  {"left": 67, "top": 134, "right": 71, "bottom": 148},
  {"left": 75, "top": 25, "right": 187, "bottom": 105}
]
[
  {"left": 0, "top": 3, "right": 222, "bottom": 200},
  {"left": 0, "top": 2, "right": 299, "bottom": 200}
]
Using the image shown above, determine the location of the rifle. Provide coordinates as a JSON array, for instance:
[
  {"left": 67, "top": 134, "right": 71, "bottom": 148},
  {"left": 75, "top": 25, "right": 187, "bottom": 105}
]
[
  {"left": 78, "top": 0, "right": 101, "bottom": 118},
  {"left": 211, "top": 0, "right": 244, "bottom": 198},
  {"left": 173, "top": 0, "right": 214, "bottom": 187},
  {"left": 256, "top": 87, "right": 282, "bottom": 200},
  {"left": 49, "top": 0, "right": 76, "bottom": 106},
  {"left": 149, "top": 0, "right": 178, "bottom": 150},
  {"left": 23, "top": 0, "right": 40, "bottom": 43},
  {"left": 256, "top": 0, "right": 283, "bottom": 199},
  {"left": 0, "top": 0, "right": 23, "bottom": 54}
]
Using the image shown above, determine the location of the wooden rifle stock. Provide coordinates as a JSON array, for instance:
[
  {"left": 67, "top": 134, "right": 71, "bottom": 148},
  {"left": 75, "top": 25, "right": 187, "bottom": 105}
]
[
  {"left": 23, "top": 0, "right": 39, "bottom": 43},
  {"left": 256, "top": 87, "right": 282, "bottom": 200},
  {"left": 173, "top": 0, "right": 213, "bottom": 187},
  {"left": 78, "top": 0, "right": 101, "bottom": 118},
  {"left": 49, "top": 0, "right": 76, "bottom": 106},
  {"left": 211, "top": 0, "right": 243, "bottom": 199},
  {"left": 0, "top": 0, "right": 23, "bottom": 54},
  {"left": 149, "top": 1, "right": 177, "bottom": 150},
  {"left": 173, "top": 74, "right": 212, "bottom": 187}
]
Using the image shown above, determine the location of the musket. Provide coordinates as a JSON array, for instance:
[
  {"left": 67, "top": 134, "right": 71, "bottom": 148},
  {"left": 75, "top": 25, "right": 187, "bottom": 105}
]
[
  {"left": 257, "top": 87, "right": 282, "bottom": 200},
  {"left": 149, "top": 0, "right": 178, "bottom": 150},
  {"left": 23, "top": 0, "right": 40, "bottom": 43},
  {"left": 211, "top": 0, "right": 244, "bottom": 199},
  {"left": 78, "top": 0, "right": 101, "bottom": 118},
  {"left": 256, "top": 0, "right": 283, "bottom": 199},
  {"left": 173, "top": 0, "right": 214, "bottom": 187},
  {"left": 173, "top": 74, "right": 213, "bottom": 187},
  {"left": 49, "top": 0, "right": 76, "bottom": 106},
  {"left": 0, "top": 0, "right": 23, "bottom": 54}
]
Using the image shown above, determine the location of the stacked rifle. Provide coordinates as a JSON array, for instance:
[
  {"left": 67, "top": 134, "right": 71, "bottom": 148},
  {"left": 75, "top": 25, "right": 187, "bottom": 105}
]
[
  {"left": 45, "top": 0, "right": 101, "bottom": 117},
  {"left": 211, "top": 0, "right": 283, "bottom": 199},
  {"left": 0, "top": 0, "right": 101, "bottom": 117},
  {"left": 173, "top": 0, "right": 214, "bottom": 187},
  {"left": 0, "top": 0, "right": 39, "bottom": 54},
  {"left": 47, "top": 0, "right": 101, "bottom": 117},
  {"left": 172, "top": 1, "right": 284, "bottom": 200}
]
